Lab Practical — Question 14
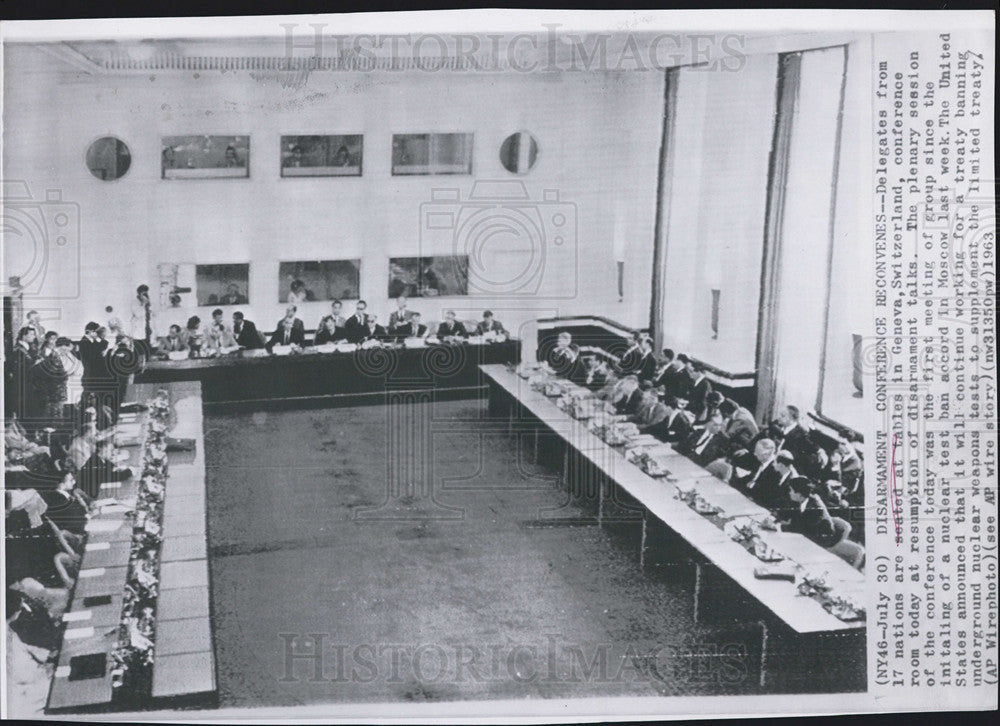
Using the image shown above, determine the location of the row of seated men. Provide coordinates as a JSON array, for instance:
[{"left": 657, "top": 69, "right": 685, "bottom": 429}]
[
  {"left": 155, "top": 298, "right": 509, "bottom": 356},
  {"left": 546, "top": 332, "right": 865, "bottom": 568},
  {"left": 6, "top": 386, "right": 136, "bottom": 713}
]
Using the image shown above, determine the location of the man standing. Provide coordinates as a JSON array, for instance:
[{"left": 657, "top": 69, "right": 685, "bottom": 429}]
[
  {"left": 24, "top": 311, "right": 46, "bottom": 353},
  {"left": 678, "top": 355, "right": 712, "bottom": 419},
  {"left": 78, "top": 322, "right": 111, "bottom": 400},
  {"left": 320, "top": 300, "right": 348, "bottom": 340},
  {"left": 129, "top": 284, "right": 157, "bottom": 355}
]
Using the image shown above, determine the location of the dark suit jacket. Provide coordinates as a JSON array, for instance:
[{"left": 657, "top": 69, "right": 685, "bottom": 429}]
[
  {"left": 617, "top": 345, "right": 643, "bottom": 376},
  {"left": 747, "top": 464, "right": 796, "bottom": 514},
  {"left": 343, "top": 314, "right": 370, "bottom": 344},
  {"left": 654, "top": 362, "right": 685, "bottom": 397},
  {"left": 684, "top": 375, "right": 713, "bottom": 418},
  {"left": 77, "top": 337, "right": 111, "bottom": 385},
  {"left": 475, "top": 319, "right": 506, "bottom": 335},
  {"left": 360, "top": 324, "right": 388, "bottom": 342},
  {"left": 637, "top": 353, "right": 657, "bottom": 382},
  {"left": 395, "top": 322, "right": 428, "bottom": 339},
  {"left": 729, "top": 450, "right": 766, "bottom": 495},
  {"left": 784, "top": 493, "right": 838, "bottom": 547},
  {"left": 233, "top": 319, "right": 265, "bottom": 349},
  {"left": 648, "top": 410, "right": 693, "bottom": 443},
  {"left": 437, "top": 321, "right": 468, "bottom": 339},
  {"left": 614, "top": 388, "right": 644, "bottom": 417},
  {"left": 267, "top": 318, "right": 306, "bottom": 350}
]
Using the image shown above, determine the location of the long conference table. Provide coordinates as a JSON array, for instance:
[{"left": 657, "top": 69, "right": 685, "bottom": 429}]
[
  {"left": 46, "top": 381, "right": 215, "bottom": 713},
  {"left": 137, "top": 339, "right": 521, "bottom": 406},
  {"left": 481, "top": 364, "right": 865, "bottom": 690}
]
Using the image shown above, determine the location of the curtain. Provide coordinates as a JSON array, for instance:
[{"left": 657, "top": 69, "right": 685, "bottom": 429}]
[{"left": 757, "top": 46, "right": 848, "bottom": 422}]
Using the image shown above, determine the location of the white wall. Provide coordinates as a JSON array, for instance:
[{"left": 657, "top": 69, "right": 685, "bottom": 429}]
[{"left": 3, "top": 46, "right": 663, "bottom": 346}]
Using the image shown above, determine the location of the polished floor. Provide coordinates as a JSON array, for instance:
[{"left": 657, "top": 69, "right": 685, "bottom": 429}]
[{"left": 203, "top": 397, "right": 762, "bottom": 706}]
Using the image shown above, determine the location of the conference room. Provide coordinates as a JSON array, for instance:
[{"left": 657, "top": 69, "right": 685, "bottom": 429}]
[{"left": 3, "top": 16, "right": 870, "bottom": 718}]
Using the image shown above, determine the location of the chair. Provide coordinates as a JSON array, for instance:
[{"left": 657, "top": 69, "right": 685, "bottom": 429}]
[{"left": 829, "top": 538, "right": 865, "bottom": 570}]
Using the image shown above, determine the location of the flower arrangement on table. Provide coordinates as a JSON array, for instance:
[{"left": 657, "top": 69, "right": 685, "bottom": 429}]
[{"left": 110, "top": 390, "right": 171, "bottom": 702}]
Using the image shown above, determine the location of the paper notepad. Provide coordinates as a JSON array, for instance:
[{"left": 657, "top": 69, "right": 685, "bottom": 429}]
[
  {"left": 85, "top": 519, "right": 122, "bottom": 534},
  {"left": 63, "top": 610, "right": 93, "bottom": 623},
  {"left": 64, "top": 626, "right": 96, "bottom": 640}
]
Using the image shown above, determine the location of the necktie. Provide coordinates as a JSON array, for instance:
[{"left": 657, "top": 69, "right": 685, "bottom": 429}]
[
  {"left": 144, "top": 302, "right": 151, "bottom": 342},
  {"left": 284, "top": 328, "right": 290, "bottom": 345}
]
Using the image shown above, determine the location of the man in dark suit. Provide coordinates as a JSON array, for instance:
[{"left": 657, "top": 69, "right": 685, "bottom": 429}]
[
  {"left": 729, "top": 437, "right": 777, "bottom": 496},
  {"left": 6, "top": 327, "right": 39, "bottom": 421},
  {"left": 647, "top": 395, "right": 694, "bottom": 443},
  {"left": 781, "top": 476, "right": 839, "bottom": 548},
  {"left": 360, "top": 313, "right": 388, "bottom": 342},
  {"left": 437, "top": 310, "right": 468, "bottom": 340},
  {"left": 635, "top": 337, "right": 658, "bottom": 382},
  {"left": 653, "top": 348, "right": 685, "bottom": 397},
  {"left": 678, "top": 410, "right": 729, "bottom": 467},
  {"left": 232, "top": 312, "right": 265, "bottom": 349},
  {"left": 40, "top": 471, "right": 93, "bottom": 535},
  {"left": 396, "top": 311, "right": 428, "bottom": 339},
  {"left": 474, "top": 310, "right": 507, "bottom": 336},
  {"left": 747, "top": 449, "right": 798, "bottom": 514},
  {"left": 78, "top": 321, "right": 110, "bottom": 390},
  {"left": 343, "top": 300, "right": 370, "bottom": 344},
  {"left": 616, "top": 332, "right": 644, "bottom": 376},
  {"left": 266, "top": 307, "right": 306, "bottom": 352},
  {"left": 678, "top": 355, "right": 713, "bottom": 419}
]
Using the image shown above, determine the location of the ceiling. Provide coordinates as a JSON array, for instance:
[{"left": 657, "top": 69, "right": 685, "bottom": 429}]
[{"left": 24, "top": 33, "right": 766, "bottom": 75}]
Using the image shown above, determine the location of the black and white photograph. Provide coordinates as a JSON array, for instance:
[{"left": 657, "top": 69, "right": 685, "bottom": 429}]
[
  {"left": 278, "top": 260, "right": 361, "bottom": 303},
  {"left": 1, "top": 9, "right": 995, "bottom": 724},
  {"left": 162, "top": 135, "right": 250, "bottom": 179},
  {"left": 392, "top": 132, "right": 474, "bottom": 175},
  {"left": 280, "top": 135, "right": 363, "bottom": 177}
]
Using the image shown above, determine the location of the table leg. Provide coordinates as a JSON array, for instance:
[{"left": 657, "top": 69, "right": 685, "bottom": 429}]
[
  {"left": 639, "top": 512, "right": 648, "bottom": 568},
  {"left": 561, "top": 444, "right": 568, "bottom": 487},
  {"left": 759, "top": 620, "right": 769, "bottom": 689},
  {"left": 693, "top": 562, "right": 702, "bottom": 623},
  {"left": 597, "top": 475, "right": 604, "bottom": 526}
]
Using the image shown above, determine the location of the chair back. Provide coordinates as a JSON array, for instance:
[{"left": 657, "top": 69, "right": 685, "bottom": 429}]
[
  {"left": 829, "top": 538, "right": 865, "bottom": 570},
  {"left": 831, "top": 516, "right": 852, "bottom": 544}
]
